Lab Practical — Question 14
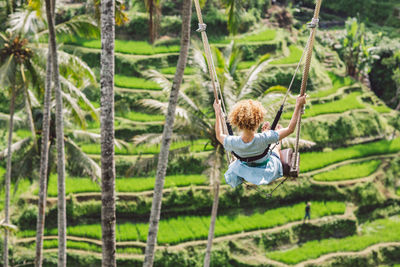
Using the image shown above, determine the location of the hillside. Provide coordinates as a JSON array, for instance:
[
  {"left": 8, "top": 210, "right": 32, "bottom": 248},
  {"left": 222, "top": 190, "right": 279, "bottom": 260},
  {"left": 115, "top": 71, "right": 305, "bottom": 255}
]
[{"left": 0, "top": 0, "right": 400, "bottom": 266}]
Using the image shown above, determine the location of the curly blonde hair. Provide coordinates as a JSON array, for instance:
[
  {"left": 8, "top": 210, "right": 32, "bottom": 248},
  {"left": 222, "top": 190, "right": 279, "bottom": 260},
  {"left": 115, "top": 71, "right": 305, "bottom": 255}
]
[{"left": 228, "top": 99, "right": 265, "bottom": 131}]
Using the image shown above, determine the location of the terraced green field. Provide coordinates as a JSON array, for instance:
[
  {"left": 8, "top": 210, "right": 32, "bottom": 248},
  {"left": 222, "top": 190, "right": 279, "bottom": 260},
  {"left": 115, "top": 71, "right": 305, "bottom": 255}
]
[
  {"left": 114, "top": 74, "right": 162, "bottom": 90},
  {"left": 42, "top": 174, "right": 209, "bottom": 196},
  {"left": 18, "top": 201, "right": 345, "bottom": 244},
  {"left": 283, "top": 92, "right": 365, "bottom": 119},
  {"left": 267, "top": 216, "right": 400, "bottom": 264},
  {"left": 117, "top": 111, "right": 165, "bottom": 122},
  {"left": 79, "top": 139, "right": 212, "bottom": 155},
  {"left": 5, "top": 8, "right": 400, "bottom": 265},
  {"left": 313, "top": 160, "right": 381, "bottom": 181},
  {"left": 68, "top": 39, "right": 180, "bottom": 55},
  {"left": 301, "top": 138, "right": 400, "bottom": 172}
]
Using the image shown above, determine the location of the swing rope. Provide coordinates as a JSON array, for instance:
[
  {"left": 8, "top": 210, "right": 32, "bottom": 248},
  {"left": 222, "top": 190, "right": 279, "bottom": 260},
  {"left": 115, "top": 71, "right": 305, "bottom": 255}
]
[
  {"left": 194, "top": 0, "right": 323, "bottom": 196},
  {"left": 193, "top": 0, "right": 232, "bottom": 163}
]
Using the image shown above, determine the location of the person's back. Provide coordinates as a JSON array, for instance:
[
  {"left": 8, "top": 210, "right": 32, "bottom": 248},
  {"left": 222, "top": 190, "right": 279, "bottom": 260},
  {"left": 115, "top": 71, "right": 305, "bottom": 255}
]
[
  {"left": 224, "top": 131, "right": 279, "bottom": 164},
  {"left": 213, "top": 95, "right": 306, "bottom": 188}
]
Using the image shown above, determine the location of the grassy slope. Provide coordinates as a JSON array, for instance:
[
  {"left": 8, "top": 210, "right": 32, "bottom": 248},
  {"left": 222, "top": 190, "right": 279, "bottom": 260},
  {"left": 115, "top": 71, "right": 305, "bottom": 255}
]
[
  {"left": 18, "top": 202, "right": 345, "bottom": 244},
  {"left": 313, "top": 160, "right": 381, "bottom": 181},
  {"left": 266, "top": 216, "right": 400, "bottom": 264},
  {"left": 42, "top": 174, "right": 208, "bottom": 196},
  {"left": 301, "top": 137, "right": 400, "bottom": 172}
]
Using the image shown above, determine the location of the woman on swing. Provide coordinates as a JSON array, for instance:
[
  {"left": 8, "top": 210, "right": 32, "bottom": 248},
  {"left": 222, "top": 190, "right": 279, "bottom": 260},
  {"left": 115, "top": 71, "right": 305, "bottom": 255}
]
[{"left": 214, "top": 95, "right": 307, "bottom": 188}]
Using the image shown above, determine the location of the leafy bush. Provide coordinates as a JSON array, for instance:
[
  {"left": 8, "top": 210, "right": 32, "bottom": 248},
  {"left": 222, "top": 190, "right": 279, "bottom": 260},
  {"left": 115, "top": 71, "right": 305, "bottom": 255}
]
[{"left": 301, "top": 111, "right": 386, "bottom": 148}]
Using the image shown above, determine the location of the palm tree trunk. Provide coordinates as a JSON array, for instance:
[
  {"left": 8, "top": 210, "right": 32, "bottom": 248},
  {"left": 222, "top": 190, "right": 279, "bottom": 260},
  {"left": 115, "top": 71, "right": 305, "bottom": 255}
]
[
  {"left": 24, "top": 87, "right": 37, "bottom": 147},
  {"left": 142, "top": 0, "right": 192, "bottom": 266},
  {"left": 3, "top": 87, "right": 16, "bottom": 267},
  {"left": 203, "top": 147, "right": 222, "bottom": 267},
  {"left": 34, "top": 40, "right": 52, "bottom": 267},
  {"left": 149, "top": 1, "right": 154, "bottom": 44},
  {"left": 45, "top": 0, "right": 67, "bottom": 265},
  {"left": 100, "top": 0, "right": 116, "bottom": 266}
]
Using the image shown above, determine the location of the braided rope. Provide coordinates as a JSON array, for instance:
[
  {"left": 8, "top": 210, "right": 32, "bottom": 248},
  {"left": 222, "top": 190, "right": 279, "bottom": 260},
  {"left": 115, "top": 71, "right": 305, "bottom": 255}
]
[
  {"left": 193, "top": 0, "right": 232, "bottom": 163},
  {"left": 292, "top": 0, "right": 322, "bottom": 171}
]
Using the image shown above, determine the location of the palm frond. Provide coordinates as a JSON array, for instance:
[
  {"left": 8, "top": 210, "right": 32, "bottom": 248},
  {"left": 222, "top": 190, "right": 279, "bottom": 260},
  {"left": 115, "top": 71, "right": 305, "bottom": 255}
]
[
  {"left": 57, "top": 49, "right": 97, "bottom": 85},
  {"left": 238, "top": 56, "right": 273, "bottom": 100},
  {"left": 124, "top": 146, "right": 190, "bottom": 177},
  {"left": 0, "top": 137, "right": 32, "bottom": 161},
  {"left": 8, "top": 9, "right": 44, "bottom": 39},
  {"left": 38, "top": 15, "right": 99, "bottom": 39},
  {"left": 64, "top": 138, "right": 101, "bottom": 183},
  {"left": 0, "top": 112, "right": 22, "bottom": 123},
  {"left": 145, "top": 69, "right": 171, "bottom": 92},
  {"left": 59, "top": 75, "right": 98, "bottom": 119},
  {"left": 132, "top": 133, "right": 198, "bottom": 146},
  {"left": 68, "top": 129, "right": 128, "bottom": 149},
  {"left": 61, "top": 91, "right": 87, "bottom": 128},
  {"left": 0, "top": 220, "right": 18, "bottom": 232},
  {"left": 192, "top": 46, "right": 207, "bottom": 73},
  {"left": 138, "top": 99, "right": 190, "bottom": 120}
]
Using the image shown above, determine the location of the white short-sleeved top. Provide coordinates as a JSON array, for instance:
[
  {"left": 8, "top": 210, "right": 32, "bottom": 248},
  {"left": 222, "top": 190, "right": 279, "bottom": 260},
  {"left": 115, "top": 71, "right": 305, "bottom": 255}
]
[{"left": 223, "top": 130, "right": 279, "bottom": 162}]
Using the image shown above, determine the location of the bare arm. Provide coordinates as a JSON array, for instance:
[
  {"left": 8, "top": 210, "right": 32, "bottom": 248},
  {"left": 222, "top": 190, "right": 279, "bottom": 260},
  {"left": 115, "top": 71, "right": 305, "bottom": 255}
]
[
  {"left": 213, "top": 100, "right": 227, "bottom": 145},
  {"left": 277, "top": 95, "right": 307, "bottom": 141}
]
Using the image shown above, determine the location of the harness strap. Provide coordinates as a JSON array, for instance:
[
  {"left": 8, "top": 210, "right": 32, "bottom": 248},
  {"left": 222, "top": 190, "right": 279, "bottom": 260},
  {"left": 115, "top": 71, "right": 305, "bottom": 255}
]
[{"left": 230, "top": 105, "right": 283, "bottom": 163}]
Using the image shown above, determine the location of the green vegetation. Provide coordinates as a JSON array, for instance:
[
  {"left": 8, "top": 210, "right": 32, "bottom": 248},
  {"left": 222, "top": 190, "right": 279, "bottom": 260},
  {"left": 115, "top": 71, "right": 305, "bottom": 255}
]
[
  {"left": 71, "top": 39, "right": 180, "bottom": 55},
  {"left": 32, "top": 239, "right": 142, "bottom": 254},
  {"left": 43, "top": 174, "right": 208, "bottom": 196},
  {"left": 115, "top": 74, "right": 162, "bottom": 90},
  {"left": 370, "top": 104, "right": 392, "bottom": 113},
  {"left": 267, "top": 216, "right": 400, "bottom": 264},
  {"left": 118, "top": 111, "right": 164, "bottom": 122},
  {"left": 301, "top": 138, "right": 400, "bottom": 172},
  {"left": 237, "top": 60, "right": 256, "bottom": 70},
  {"left": 0, "top": 179, "right": 31, "bottom": 211},
  {"left": 160, "top": 67, "right": 195, "bottom": 75},
  {"left": 18, "top": 201, "right": 345, "bottom": 244},
  {"left": 283, "top": 92, "right": 365, "bottom": 119},
  {"left": 15, "top": 129, "right": 32, "bottom": 139},
  {"left": 212, "top": 29, "right": 276, "bottom": 44},
  {"left": 311, "top": 72, "right": 355, "bottom": 98},
  {"left": 79, "top": 139, "right": 212, "bottom": 155},
  {"left": 271, "top": 45, "right": 302, "bottom": 65},
  {"left": 237, "top": 29, "right": 277, "bottom": 43},
  {"left": 313, "top": 160, "right": 381, "bottom": 181}
]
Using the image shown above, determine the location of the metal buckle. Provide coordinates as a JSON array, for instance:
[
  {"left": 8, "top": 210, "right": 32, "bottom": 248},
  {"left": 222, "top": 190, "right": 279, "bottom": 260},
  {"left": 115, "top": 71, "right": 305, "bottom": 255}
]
[
  {"left": 307, "top": 18, "right": 319, "bottom": 28},
  {"left": 196, "top": 23, "right": 207, "bottom": 32}
]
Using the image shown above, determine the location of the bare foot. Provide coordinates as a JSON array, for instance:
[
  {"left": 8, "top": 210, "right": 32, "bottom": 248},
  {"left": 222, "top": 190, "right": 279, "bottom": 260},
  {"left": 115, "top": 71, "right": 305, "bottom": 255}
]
[{"left": 262, "top": 122, "right": 271, "bottom": 132}]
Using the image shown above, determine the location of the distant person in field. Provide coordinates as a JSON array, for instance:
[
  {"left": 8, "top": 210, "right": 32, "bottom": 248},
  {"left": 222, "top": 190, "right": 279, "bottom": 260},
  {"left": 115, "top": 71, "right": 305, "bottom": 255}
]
[
  {"left": 303, "top": 202, "right": 311, "bottom": 223},
  {"left": 213, "top": 94, "right": 307, "bottom": 188}
]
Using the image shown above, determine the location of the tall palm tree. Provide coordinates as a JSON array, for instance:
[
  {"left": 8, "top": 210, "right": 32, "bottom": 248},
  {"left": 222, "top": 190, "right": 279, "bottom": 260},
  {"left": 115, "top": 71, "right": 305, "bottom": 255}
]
[
  {"left": 142, "top": 0, "right": 192, "bottom": 266},
  {"left": 44, "top": 0, "right": 67, "bottom": 264},
  {"left": 100, "top": 0, "right": 116, "bottom": 265},
  {"left": 144, "top": 0, "right": 161, "bottom": 44},
  {"left": 0, "top": 31, "right": 33, "bottom": 267}
]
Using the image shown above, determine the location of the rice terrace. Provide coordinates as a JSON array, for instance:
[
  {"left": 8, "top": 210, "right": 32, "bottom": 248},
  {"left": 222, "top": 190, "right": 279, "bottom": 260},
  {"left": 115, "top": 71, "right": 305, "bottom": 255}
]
[{"left": 0, "top": 0, "right": 399, "bottom": 266}]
